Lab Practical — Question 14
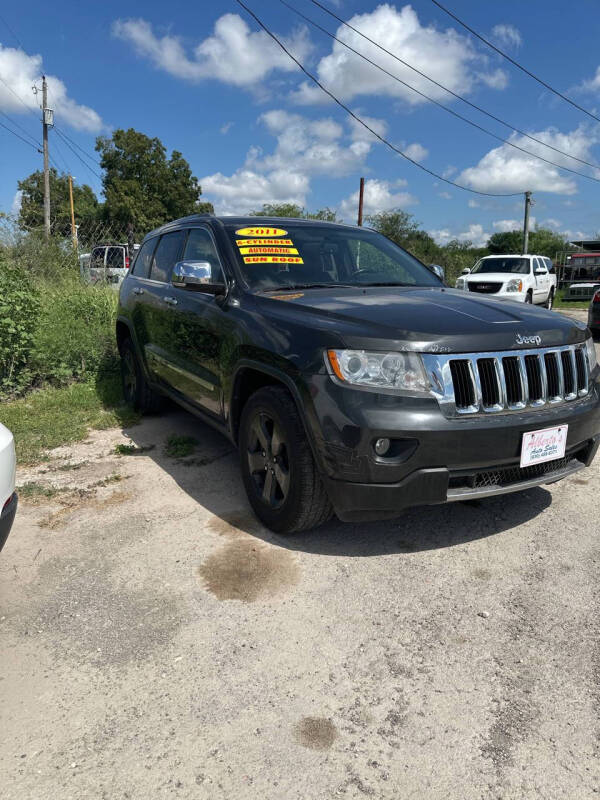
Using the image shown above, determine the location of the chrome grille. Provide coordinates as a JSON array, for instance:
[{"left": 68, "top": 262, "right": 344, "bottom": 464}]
[{"left": 422, "top": 344, "right": 591, "bottom": 417}]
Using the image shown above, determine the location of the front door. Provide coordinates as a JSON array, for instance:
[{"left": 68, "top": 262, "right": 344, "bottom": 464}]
[
  {"left": 160, "top": 226, "right": 231, "bottom": 418},
  {"left": 533, "top": 257, "right": 549, "bottom": 302}
]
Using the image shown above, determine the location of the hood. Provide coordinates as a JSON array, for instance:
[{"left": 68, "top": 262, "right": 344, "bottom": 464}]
[
  {"left": 258, "top": 286, "right": 587, "bottom": 352},
  {"left": 466, "top": 272, "right": 521, "bottom": 282}
]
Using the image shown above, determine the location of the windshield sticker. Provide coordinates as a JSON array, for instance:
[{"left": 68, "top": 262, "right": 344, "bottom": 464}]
[
  {"left": 236, "top": 238, "right": 293, "bottom": 247},
  {"left": 238, "top": 246, "right": 299, "bottom": 256},
  {"left": 243, "top": 255, "right": 304, "bottom": 264},
  {"left": 235, "top": 227, "right": 288, "bottom": 237}
]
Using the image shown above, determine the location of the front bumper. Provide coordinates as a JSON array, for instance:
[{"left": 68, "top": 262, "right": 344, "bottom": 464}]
[
  {"left": 0, "top": 492, "right": 17, "bottom": 552},
  {"left": 305, "top": 374, "right": 600, "bottom": 522}
]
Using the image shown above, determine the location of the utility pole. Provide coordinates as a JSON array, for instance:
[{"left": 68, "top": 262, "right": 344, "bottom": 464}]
[
  {"left": 41, "top": 75, "right": 53, "bottom": 240},
  {"left": 68, "top": 175, "right": 77, "bottom": 250},
  {"left": 357, "top": 176, "right": 365, "bottom": 226},
  {"left": 522, "top": 191, "right": 532, "bottom": 254}
]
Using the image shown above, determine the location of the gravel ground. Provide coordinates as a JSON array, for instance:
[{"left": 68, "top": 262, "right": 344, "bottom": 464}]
[{"left": 1, "top": 319, "right": 598, "bottom": 800}]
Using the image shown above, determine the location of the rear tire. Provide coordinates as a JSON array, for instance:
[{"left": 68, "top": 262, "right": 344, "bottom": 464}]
[
  {"left": 544, "top": 288, "right": 554, "bottom": 309},
  {"left": 120, "top": 338, "right": 164, "bottom": 414},
  {"left": 239, "top": 386, "right": 333, "bottom": 534}
]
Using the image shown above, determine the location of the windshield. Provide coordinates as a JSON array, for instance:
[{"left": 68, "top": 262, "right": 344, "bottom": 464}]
[
  {"left": 472, "top": 257, "right": 530, "bottom": 275},
  {"left": 224, "top": 223, "right": 441, "bottom": 291}
]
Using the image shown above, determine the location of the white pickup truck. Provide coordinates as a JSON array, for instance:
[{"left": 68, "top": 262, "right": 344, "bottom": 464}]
[{"left": 455, "top": 254, "right": 557, "bottom": 309}]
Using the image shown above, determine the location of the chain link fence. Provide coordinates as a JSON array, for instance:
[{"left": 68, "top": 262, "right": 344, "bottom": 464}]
[{"left": 0, "top": 214, "right": 143, "bottom": 287}]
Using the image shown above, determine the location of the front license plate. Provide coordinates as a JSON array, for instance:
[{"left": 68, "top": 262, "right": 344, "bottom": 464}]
[{"left": 520, "top": 424, "right": 568, "bottom": 468}]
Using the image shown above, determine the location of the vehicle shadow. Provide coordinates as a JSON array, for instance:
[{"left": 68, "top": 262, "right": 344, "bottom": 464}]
[{"left": 122, "top": 407, "right": 553, "bottom": 557}]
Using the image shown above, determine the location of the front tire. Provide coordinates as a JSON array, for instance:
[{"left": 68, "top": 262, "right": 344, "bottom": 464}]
[
  {"left": 239, "top": 386, "right": 333, "bottom": 534},
  {"left": 525, "top": 291, "right": 533, "bottom": 304},
  {"left": 120, "top": 338, "right": 164, "bottom": 413},
  {"left": 544, "top": 288, "right": 554, "bottom": 309}
]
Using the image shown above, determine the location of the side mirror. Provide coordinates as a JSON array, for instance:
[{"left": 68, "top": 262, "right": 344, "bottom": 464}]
[
  {"left": 430, "top": 264, "right": 445, "bottom": 280},
  {"left": 535, "top": 269, "right": 546, "bottom": 276},
  {"left": 461, "top": 268, "right": 471, "bottom": 275},
  {"left": 172, "top": 260, "right": 226, "bottom": 295}
]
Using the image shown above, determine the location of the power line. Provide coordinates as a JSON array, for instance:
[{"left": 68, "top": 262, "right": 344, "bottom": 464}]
[
  {"left": 50, "top": 129, "right": 72, "bottom": 174},
  {"left": 0, "top": 73, "right": 40, "bottom": 121},
  {"left": 430, "top": 0, "right": 600, "bottom": 125},
  {"left": 279, "top": 0, "right": 600, "bottom": 186},
  {"left": 0, "top": 12, "right": 26, "bottom": 51},
  {"left": 0, "top": 108, "right": 40, "bottom": 148},
  {"left": 234, "top": 0, "right": 522, "bottom": 197},
  {"left": 307, "top": 0, "right": 600, "bottom": 172},
  {"left": 54, "top": 127, "right": 102, "bottom": 181},
  {"left": 54, "top": 124, "right": 102, "bottom": 167},
  {"left": 0, "top": 118, "right": 41, "bottom": 151}
]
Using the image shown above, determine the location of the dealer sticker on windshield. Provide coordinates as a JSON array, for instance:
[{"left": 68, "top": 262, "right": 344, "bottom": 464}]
[{"left": 520, "top": 424, "right": 568, "bottom": 468}]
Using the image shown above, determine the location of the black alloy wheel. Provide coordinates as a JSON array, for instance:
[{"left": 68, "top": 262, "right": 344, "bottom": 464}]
[
  {"left": 238, "top": 386, "right": 333, "bottom": 534},
  {"left": 246, "top": 412, "right": 290, "bottom": 508}
]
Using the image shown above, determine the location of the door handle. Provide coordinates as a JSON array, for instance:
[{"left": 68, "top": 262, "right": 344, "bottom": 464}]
[
  {"left": 133, "top": 287, "right": 144, "bottom": 295},
  {"left": 163, "top": 296, "right": 178, "bottom": 306}
]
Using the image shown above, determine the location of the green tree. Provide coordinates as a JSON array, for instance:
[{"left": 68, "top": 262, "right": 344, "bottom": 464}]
[
  {"left": 249, "top": 203, "right": 339, "bottom": 221},
  {"left": 487, "top": 227, "right": 568, "bottom": 259},
  {"left": 17, "top": 169, "right": 99, "bottom": 237},
  {"left": 96, "top": 129, "right": 211, "bottom": 231}
]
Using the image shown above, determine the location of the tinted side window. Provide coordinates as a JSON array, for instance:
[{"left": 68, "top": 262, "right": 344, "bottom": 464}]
[
  {"left": 132, "top": 238, "right": 157, "bottom": 278},
  {"left": 150, "top": 231, "right": 186, "bottom": 283},
  {"left": 183, "top": 228, "right": 225, "bottom": 282},
  {"left": 544, "top": 257, "right": 555, "bottom": 274},
  {"left": 535, "top": 258, "right": 547, "bottom": 273}
]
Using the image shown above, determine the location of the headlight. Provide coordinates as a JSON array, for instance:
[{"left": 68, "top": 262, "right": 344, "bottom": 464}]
[
  {"left": 455, "top": 278, "right": 465, "bottom": 290},
  {"left": 505, "top": 278, "right": 523, "bottom": 292},
  {"left": 326, "top": 349, "right": 430, "bottom": 393},
  {"left": 586, "top": 336, "right": 597, "bottom": 371}
]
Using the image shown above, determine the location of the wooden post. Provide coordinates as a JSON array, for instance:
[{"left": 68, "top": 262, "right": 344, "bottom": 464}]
[{"left": 357, "top": 177, "right": 365, "bottom": 226}]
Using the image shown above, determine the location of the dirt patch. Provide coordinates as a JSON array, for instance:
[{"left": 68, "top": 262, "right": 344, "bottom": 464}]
[
  {"left": 198, "top": 538, "right": 300, "bottom": 602},
  {"left": 206, "top": 512, "right": 265, "bottom": 539},
  {"left": 39, "top": 489, "right": 133, "bottom": 530},
  {"left": 293, "top": 717, "right": 338, "bottom": 751},
  {"left": 473, "top": 568, "right": 492, "bottom": 581}
]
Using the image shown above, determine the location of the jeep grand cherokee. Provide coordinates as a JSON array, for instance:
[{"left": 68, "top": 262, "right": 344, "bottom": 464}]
[{"left": 116, "top": 215, "right": 600, "bottom": 533}]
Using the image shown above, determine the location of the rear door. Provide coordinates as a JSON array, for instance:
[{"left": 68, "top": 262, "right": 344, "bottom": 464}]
[{"left": 132, "top": 231, "right": 186, "bottom": 387}]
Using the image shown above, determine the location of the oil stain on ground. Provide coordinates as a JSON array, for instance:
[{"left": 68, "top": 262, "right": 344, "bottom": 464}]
[
  {"left": 198, "top": 538, "right": 300, "bottom": 602},
  {"left": 293, "top": 717, "right": 338, "bottom": 750}
]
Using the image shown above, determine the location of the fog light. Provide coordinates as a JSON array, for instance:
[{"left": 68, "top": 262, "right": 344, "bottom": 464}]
[{"left": 374, "top": 437, "right": 391, "bottom": 456}]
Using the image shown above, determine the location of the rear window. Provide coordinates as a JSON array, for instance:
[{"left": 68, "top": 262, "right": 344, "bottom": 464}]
[
  {"left": 106, "top": 247, "right": 125, "bottom": 269},
  {"left": 223, "top": 223, "right": 440, "bottom": 291}
]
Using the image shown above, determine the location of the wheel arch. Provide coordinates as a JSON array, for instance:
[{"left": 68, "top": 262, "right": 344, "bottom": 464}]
[{"left": 229, "top": 361, "right": 323, "bottom": 470}]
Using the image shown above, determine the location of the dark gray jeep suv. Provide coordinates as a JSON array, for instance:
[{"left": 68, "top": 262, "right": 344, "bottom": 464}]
[{"left": 117, "top": 215, "right": 600, "bottom": 533}]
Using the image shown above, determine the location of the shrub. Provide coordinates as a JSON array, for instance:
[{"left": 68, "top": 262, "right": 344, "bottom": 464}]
[
  {"left": 30, "top": 277, "right": 118, "bottom": 385},
  {"left": 0, "top": 259, "right": 40, "bottom": 396}
]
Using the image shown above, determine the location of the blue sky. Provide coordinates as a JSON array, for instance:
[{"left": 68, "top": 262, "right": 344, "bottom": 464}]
[{"left": 1, "top": 0, "right": 600, "bottom": 245}]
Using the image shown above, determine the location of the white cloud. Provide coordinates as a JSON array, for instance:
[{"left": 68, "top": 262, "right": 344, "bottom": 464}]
[
  {"left": 430, "top": 224, "right": 490, "bottom": 248},
  {"left": 542, "top": 218, "right": 562, "bottom": 230},
  {"left": 112, "top": 14, "right": 310, "bottom": 88},
  {"left": 292, "top": 4, "right": 507, "bottom": 105},
  {"left": 11, "top": 190, "right": 22, "bottom": 216},
  {"left": 578, "top": 66, "right": 600, "bottom": 94},
  {"left": 201, "top": 110, "right": 385, "bottom": 214},
  {"left": 339, "top": 178, "right": 417, "bottom": 221},
  {"left": 201, "top": 168, "right": 309, "bottom": 216},
  {"left": 220, "top": 122, "right": 233, "bottom": 135},
  {"left": 0, "top": 45, "right": 102, "bottom": 131},
  {"left": 458, "top": 125, "right": 599, "bottom": 195},
  {"left": 491, "top": 24, "right": 522, "bottom": 49},
  {"left": 404, "top": 142, "right": 428, "bottom": 162},
  {"left": 438, "top": 191, "right": 452, "bottom": 200}
]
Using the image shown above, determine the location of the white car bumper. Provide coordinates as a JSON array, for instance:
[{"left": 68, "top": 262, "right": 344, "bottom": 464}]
[{"left": 0, "top": 423, "right": 17, "bottom": 552}]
